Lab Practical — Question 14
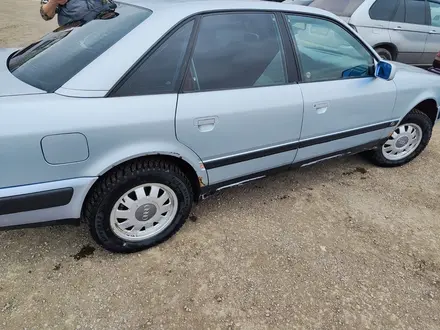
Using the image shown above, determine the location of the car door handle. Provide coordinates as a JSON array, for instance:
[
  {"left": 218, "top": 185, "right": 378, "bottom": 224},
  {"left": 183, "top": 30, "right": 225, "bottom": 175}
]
[
  {"left": 313, "top": 102, "right": 328, "bottom": 114},
  {"left": 429, "top": 29, "right": 438, "bottom": 34},
  {"left": 195, "top": 117, "right": 217, "bottom": 132},
  {"left": 393, "top": 26, "right": 402, "bottom": 30}
]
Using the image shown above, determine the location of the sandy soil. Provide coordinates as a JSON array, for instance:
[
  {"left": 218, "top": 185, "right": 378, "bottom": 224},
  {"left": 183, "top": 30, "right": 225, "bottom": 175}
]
[{"left": 1, "top": 1, "right": 440, "bottom": 329}]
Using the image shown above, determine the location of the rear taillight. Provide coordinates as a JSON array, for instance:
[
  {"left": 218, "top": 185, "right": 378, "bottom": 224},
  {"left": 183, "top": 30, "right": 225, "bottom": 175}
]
[{"left": 437, "top": 51, "right": 440, "bottom": 57}]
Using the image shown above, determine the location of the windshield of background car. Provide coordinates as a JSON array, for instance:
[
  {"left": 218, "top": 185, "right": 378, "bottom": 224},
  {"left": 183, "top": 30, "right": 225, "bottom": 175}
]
[
  {"left": 8, "top": 3, "right": 151, "bottom": 92},
  {"left": 309, "top": 0, "right": 365, "bottom": 16}
]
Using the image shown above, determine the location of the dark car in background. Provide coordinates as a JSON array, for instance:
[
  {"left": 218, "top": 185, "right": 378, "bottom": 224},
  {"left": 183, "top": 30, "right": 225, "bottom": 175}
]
[{"left": 429, "top": 51, "right": 440, "bottom": 74}]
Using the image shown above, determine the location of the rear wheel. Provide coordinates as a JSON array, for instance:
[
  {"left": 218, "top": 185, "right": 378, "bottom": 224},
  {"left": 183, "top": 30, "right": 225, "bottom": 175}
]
[
  {"left": 375, "top": 47, "right": 393, "bottom": 61},
  {"left": 84, "top": 159, "right": 193, "bottom": 253},
  {"left": 365, "top": 110, "right": 432, "bottom": 167}
]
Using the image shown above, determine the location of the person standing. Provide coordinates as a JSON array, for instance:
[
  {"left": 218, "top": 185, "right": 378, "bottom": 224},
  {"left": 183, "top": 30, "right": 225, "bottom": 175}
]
[{"left": 40, "top": 0, "right": 116, "bottom": 26}]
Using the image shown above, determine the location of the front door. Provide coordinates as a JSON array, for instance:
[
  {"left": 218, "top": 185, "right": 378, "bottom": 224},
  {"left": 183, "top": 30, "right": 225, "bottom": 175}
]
[
  {"left": 176, "top": 12, "right": 304, "bottom": 186},
  {"left": 284, "top": 14, "right": 397, "bottom": 164}
]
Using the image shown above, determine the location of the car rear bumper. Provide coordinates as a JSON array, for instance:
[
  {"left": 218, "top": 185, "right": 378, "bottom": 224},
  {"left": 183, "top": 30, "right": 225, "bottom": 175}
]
[{"left": 0, "top": 177, "right": 97, "bottom": 227}]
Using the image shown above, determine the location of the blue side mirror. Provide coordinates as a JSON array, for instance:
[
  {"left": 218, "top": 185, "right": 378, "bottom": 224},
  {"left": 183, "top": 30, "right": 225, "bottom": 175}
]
[{"left": 375, "top": 61, "right": 396, "bottom": 80}]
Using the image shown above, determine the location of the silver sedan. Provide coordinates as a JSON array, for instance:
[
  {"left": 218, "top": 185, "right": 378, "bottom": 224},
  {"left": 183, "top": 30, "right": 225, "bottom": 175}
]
[{"left": 1, "top": 0, "right": 440, "bottom": 253}]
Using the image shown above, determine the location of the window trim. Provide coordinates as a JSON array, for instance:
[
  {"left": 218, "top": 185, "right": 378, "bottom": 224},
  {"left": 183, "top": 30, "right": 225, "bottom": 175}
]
[
  {"left": 424, "top": 0, "right": 431, "bottom": 25},
  {"left": 277, "top": 12, "right": 302, "bottom": 83},
  {"left": 108, "top": 9, "right": 380, "bottom": 97},
  {"left": 282, "top": 12, "right": 379, "bottom": 84},
  {"left": 179, "top": 10, "right": 298, "bottom": 94},
  {"left": 108, "top": 9, "right": 304, "bottom": 97},
  {"left": 391, "top": 0, "right": 406, "bottom": 23},
  {"left": 107, "top": 16, "right": 200, "bottom": 97}
]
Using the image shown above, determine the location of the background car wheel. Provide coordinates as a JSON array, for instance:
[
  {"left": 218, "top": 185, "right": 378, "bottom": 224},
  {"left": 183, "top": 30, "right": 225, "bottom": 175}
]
[
  {"left": 365, "top": 109, "right": 432, "bottom": 167},
  {"left": 375, "top": 47, "right": 393, "bottom": 61},
  {"left": 84, "top": 158, "right": 193, "bottom": 253}
]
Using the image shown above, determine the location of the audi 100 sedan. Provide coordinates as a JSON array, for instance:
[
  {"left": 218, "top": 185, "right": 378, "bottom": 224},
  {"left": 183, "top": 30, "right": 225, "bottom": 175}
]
[{"left": 1, "top": 0, "right": 440, "bottom": 253}]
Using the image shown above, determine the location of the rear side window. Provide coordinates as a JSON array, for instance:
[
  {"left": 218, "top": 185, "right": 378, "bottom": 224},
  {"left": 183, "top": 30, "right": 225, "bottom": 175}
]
[
  {"left": 369, "top": 0, "right": 399, "bottom": 21},
  {"left": 183, "top": 13, "right": 287, "bottom": 92},
  {"left": 405, "top": 0, "right": 427, "bottom": 25},
  {"left": 8, "top": 3, "right": 151, "bottom": 92},
  {"left": 112, "top": 20, "right": 194, "bottom": 96},
  {"left": 309, "top": 0, "right": 365, "bottom": 16}
]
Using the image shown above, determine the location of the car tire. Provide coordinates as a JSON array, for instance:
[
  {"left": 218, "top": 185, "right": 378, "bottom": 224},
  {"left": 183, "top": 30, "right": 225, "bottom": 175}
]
[
  {"left": 375, "top": 47, "right": 393, "bottom": 61},
  {"left": 84, "top": 158, "right": 193, "bottom": 253},
  {"left": 365, "top": 109, "right": 432, "bottom": 167}
]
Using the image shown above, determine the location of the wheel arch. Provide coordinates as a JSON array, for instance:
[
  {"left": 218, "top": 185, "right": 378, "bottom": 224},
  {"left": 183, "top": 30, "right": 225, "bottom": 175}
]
[
  {"left": 400, "top": 98, "right": 439, "bottom": 127},
  {"left": 393, "top": 91, "right": 439, "bottom": 127},
  {"left": 373, "top": 43, "right": 398, "bottom": 60},
  {"left": 80, "top": 145, "right": 208, "bottom": 216},
  {"left": 412, "top": 99, "right": 439, "bottom": 126},
  {"left": 96, "top": 154, "right": 203, "bottom": 200}
]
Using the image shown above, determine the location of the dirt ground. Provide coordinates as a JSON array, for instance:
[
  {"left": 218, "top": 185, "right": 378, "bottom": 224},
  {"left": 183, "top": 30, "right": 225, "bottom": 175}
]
[{"left": 2, "top": 1, "right": 440, "bottom": 329}]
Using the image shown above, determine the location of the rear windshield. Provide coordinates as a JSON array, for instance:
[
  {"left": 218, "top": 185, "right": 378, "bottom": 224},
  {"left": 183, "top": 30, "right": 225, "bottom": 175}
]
[
  {"left": 8, "top": 3, "right": 151, "bottom": 92},
  {"left": 309, "top": 0, "right": 365, "bottom": 16}
]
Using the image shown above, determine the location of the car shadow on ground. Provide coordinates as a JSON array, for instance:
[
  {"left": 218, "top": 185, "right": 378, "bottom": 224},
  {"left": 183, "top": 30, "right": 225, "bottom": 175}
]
[{"left": 0, "top": 154, "right": 373, "bottom": 260}]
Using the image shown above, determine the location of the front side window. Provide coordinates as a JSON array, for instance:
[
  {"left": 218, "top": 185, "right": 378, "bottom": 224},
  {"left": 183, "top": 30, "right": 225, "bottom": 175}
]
[
  {"left": 369, "top": 0, "right": 400, "bottom": 21},
  {"left": 183, "top": 12, "right": 287, "bottom": 92},
  {"left": 309, "top": 0, "right": 365, "bottom": 16},
  {"left": 8, "top": 3, "right": 151, "bottom": 92},
  {"left": 286, "top": 15, "right": 374, "bottom": 83},
  {"left": 405, "top": 0, "right": 427, "bottom": 25},
  {"left": 429, "top": 1, "right": 440, "bottom": 27},
  {"left": 113, "top": 20, "right": 194, "bottom": 96}
]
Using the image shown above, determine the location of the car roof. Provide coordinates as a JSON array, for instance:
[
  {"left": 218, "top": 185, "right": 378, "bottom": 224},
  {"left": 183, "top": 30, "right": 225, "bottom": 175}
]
[{"left": 118, "top": 0, "right": 339, "bottom": 21}]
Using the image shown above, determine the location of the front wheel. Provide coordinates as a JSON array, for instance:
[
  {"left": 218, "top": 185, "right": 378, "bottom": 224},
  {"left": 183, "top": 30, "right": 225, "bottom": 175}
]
[
  {"left": 84, "top": 159, "right": 193, "bottom": 253},
  {"left": 365, "top": 110, "right": 433, "bottom": 167}
]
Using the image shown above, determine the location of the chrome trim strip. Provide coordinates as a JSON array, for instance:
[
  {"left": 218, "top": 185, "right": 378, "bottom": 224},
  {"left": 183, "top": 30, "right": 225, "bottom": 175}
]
[
  {"left": 204, "top": 119, "right": 399, "bottom": 169},
  {"left": 299, "top": 119, "right": 400, "bottom": 143},
  {"left": 205, "top": 140, "right": 299, "bottom": 163},
  {"left": 216, "top": 175, "right": 266, "bottom": 191}
]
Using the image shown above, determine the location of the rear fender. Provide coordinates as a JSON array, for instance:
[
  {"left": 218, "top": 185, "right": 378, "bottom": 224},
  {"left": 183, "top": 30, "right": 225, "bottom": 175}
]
[{"left": 82, "top": 141, "right": 209, "bottom": 186}]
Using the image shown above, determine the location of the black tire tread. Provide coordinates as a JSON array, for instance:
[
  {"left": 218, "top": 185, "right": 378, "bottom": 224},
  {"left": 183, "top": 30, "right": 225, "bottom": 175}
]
[
  {"left": 366, "top": 109, "right": 432, "bottom": 167},
  {"left": 83, "top": 158, "right": 193, "bottom": 253}
]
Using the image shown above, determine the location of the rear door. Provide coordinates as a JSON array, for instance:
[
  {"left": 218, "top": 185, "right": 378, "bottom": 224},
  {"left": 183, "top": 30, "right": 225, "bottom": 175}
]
[
  {"left": 284, "top": 13, "right": 397, "bottom": 164},
  {"left": 421, "top": 0, "right": 440, "bottom": 64},
  {"left": 365, "top": 0, "right": 399, "bottom": 52},
  {"left": 176, "top": 12, "right": 304, "bottom": 186},
  {"left": 389, "top": 0, "right": 429, "bottom": 65}
]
